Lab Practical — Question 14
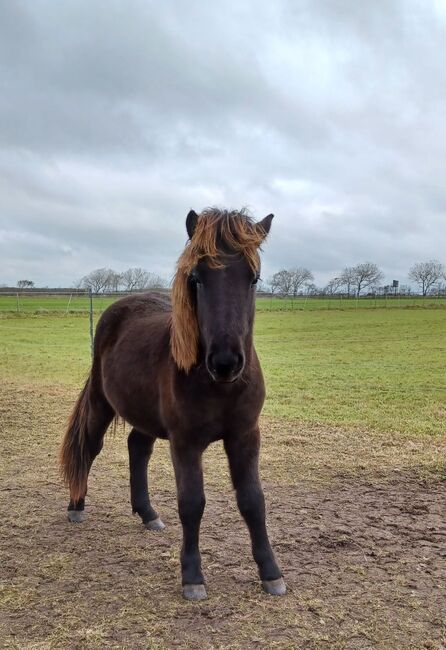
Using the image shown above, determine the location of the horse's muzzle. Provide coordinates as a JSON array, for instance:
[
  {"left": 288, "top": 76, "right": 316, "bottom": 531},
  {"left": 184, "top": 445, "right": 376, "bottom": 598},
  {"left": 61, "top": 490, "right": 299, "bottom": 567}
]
[{"left": 206, "top": 349, "right": 245, "bottom": 383}]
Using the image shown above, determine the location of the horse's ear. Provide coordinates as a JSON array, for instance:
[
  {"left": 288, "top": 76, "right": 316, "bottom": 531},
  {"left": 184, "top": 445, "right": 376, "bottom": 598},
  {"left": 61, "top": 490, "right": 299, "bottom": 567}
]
[
  {"left": 256, "top": 213, "right": 274, "bottom": 239},
  {"left": 186, "top": 210, "right": 199, "bottom": 239}
]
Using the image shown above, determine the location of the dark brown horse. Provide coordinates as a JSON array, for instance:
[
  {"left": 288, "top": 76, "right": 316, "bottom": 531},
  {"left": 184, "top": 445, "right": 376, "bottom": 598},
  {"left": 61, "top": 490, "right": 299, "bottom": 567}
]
[{"left": 60, "top": 208, "right": 285, "bottom": 600}]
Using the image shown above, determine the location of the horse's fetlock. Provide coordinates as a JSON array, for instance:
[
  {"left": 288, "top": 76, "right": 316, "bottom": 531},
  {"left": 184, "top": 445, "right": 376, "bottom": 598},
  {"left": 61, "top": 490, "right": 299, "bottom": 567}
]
[
  {"left": 68, "top": 497, "right": 85, "bottom": 512},
  {"left": 133, "top": 504, "right": 157, "bottom": 523}
]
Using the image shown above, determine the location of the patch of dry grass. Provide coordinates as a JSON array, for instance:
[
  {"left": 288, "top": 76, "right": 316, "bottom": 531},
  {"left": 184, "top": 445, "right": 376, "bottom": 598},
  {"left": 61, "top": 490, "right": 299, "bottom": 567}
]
[{"left": 1, "top": 382, "right": 445, "bottom": 649}]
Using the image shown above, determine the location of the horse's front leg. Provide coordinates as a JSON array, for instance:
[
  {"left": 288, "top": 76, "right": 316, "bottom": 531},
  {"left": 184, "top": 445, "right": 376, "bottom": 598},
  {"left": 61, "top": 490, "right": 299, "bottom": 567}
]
[
  {"left": 170, "top": 439, "right": 207, "bottom": 601},
  {"left": 224, "top": 429, "right": 286, "bottom": 596}
]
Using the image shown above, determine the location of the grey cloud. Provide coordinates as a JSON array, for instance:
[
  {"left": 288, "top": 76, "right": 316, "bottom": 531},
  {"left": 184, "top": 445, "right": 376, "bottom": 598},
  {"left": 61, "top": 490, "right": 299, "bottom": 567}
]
[{"left": 0, "top": 0, "right": 445, "bottom": 287}]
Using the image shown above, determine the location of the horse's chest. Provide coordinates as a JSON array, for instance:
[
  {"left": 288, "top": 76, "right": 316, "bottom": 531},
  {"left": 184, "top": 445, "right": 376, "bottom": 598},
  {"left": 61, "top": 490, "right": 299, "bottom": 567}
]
[
  {"left": 165, "top": 391, "right": 249, "bottom": 440},
  {"left": 189, "top": 399, "right": 229, "bottom": 436}
]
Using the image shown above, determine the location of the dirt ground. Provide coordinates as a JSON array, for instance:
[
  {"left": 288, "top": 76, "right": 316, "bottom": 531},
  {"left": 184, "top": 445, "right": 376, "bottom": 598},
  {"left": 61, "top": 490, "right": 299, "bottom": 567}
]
[{"left": 0, "top": 384, "right": 445, "bottom": 649}]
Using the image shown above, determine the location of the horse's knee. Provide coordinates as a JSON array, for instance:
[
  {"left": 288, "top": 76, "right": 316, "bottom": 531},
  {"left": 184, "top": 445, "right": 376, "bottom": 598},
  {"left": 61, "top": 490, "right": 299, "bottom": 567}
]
[
  {"left": 236, "top": 486, "right": 265, "bottom": 522},
  {"left": 178, "top": 493, "right": 206, "bottom": 524}
]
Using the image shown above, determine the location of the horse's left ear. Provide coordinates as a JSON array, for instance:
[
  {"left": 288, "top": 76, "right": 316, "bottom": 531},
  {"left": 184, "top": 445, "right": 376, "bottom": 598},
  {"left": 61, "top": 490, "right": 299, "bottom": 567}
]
[
  {"left": 186, "top": 210, "right": 199, "bottom": 239},
  {"left": 256, "top": 214, "right": 274, "bottom": 239}
]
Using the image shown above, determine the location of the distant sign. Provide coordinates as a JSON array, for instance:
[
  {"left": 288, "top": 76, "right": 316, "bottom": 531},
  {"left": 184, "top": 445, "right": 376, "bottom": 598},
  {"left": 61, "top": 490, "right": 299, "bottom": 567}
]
[{"left": 392, "top": 280, "right": 399, "bottom": 288}]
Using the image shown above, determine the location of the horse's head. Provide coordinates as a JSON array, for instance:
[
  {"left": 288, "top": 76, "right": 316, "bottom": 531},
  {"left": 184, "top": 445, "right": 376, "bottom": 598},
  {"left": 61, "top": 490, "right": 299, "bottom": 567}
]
[{"left": 171, "top": 208, "right": 273, "bottom": 382}]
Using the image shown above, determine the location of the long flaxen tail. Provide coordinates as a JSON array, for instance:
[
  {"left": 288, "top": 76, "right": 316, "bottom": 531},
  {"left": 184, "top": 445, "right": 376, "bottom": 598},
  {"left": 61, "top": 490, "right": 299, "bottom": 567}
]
[{"left": 60, "top": 377, "right": 91, "bottom": 504}]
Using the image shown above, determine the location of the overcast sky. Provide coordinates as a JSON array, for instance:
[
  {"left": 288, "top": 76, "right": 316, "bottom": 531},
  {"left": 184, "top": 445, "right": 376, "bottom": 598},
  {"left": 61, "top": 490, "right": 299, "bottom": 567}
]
[{"left": 1, "top": 0, "right": 445, "bottom": 288}]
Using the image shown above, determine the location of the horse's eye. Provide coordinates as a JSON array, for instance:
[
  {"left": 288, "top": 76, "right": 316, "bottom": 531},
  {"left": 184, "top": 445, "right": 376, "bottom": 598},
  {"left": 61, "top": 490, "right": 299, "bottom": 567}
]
[
  {"left": 189, "top": 273, "right": 201, "bottom": 285},
  {"left": 252, "top": 275, "right": 260, "bottom": 286}
]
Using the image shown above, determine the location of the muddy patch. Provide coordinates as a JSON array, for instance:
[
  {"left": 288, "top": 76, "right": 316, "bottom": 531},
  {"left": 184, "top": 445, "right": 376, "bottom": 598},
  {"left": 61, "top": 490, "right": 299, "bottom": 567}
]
[{"left": 0, "top": 384, "right": 445, "bottom": 649}]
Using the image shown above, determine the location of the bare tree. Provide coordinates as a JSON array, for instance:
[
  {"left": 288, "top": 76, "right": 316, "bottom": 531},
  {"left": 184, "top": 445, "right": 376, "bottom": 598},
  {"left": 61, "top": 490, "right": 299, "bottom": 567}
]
[
  {"left": 290, "top": 267, "right": 314, "bottom": 297},
  {"left": 145, "top": 273, "right": 168, "bottom": 290},
  {"left": 408, "top": 260, "right": 445, "bottom": 296},
  {"left": 325, "top": 277, "right": 343, "bottom": 295},
  {"left": 81, "top": 268, "right": 115, "bottom": 294},
  {"left": 340, "top": 267, "right": 356, "bottom": 297},
  {"left": 107, "top": 271, "right": 122, "bottom": 292},
  {"left": 120, "top": 267, "right": 149, "bottom": 291},
  {"left": 351, "top": 262, "right": 384, "bottom": 297},
  {"left": 120, "top": 268, "right": 167, "bottom": 291},
  {"left": 268, "top": 274, "right": 281, "bottom": 296},
  {"left": 17, "top": 280, "right": 34, "bottom": 289},
  {"left": 270, "top": 269, "right": 293, "bottom": 297},
  {"left": 304, "top": 282, "right": 319, "bottom": 295}
]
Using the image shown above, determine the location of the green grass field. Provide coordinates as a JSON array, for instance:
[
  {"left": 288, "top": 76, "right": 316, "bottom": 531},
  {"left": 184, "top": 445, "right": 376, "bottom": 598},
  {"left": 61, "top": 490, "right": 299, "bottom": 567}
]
[
  {"left": 2, "top": 300, "right": 446, "bottom": 649},
  {"left": 1, "top": 293, "right": 446, "bottom": 313},
  {"left": 256, "top": 308, "right": 445, "bottom": 435},
  {"left": 1, "top": 304, "right": 444, "bottom": 436}
]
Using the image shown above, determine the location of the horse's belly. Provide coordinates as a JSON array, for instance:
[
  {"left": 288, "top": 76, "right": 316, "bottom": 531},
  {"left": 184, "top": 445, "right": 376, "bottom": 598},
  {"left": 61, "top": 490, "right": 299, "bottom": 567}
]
[{"left": 102, "top": 358, "right": 168, "bottom": 439}]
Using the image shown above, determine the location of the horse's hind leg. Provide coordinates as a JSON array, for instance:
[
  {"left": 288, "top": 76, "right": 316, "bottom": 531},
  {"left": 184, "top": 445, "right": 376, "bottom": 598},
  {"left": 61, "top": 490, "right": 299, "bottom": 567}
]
[
  {"left": 61, "top": 379, "right": 114, "bottom": 523},
  {"left": 128, "top": 429, "right": 165, "bottom": 531}
]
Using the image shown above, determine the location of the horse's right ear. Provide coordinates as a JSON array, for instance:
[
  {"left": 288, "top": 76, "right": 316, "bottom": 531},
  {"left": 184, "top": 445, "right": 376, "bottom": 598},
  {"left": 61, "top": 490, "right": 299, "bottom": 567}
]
[{"left": 186, "top": 210, "right": 199, "bottom": 239}]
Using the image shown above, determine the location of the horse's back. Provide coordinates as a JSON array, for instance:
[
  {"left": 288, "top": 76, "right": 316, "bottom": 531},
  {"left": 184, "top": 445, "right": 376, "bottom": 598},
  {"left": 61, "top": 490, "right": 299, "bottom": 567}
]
[{"left": 94, "top": 291, "right": 171, "bottom": 354}]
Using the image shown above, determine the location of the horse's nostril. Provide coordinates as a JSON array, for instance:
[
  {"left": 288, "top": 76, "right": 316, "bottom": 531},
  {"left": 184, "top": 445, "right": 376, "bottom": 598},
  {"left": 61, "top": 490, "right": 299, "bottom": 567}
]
[
  {"left": 207, "top": 350, "right": 244, "bottom": 380},
  {"left": 207, "top": 353, "right": 217, "bottom": 373}
]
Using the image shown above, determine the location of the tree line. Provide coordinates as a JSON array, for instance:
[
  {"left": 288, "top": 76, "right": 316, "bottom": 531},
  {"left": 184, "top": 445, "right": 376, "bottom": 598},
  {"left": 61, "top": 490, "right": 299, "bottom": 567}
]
[
  {"left": 12, "top": 260, "right": 446, "bottom": 297},
  {"left": 75, "top": 267, "right": 168, "bottom": 294},
  {"left": 266, "top": 260, "right": 446, "bottom": 298}
]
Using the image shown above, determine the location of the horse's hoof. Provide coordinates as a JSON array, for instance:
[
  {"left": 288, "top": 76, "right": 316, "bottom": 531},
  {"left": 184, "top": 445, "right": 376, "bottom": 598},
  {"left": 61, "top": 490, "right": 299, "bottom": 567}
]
[
  {"left": 145, "top": 517, "right": 165, "bottom": 531},
  {"left": 182, "top": 584, "right": 207, "bottom": 601},
  {"left": 262, "top": 577, "right": 287, "bottom": 596},
  {"left": 67, "top": 510, "right": 85, "bottom": 523}
]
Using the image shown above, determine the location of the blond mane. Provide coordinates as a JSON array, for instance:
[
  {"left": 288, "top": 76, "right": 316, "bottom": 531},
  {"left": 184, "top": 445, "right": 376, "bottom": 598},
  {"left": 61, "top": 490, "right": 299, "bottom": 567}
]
[{"left": 170, "top": 208, "right": 268, "bottom": 372}]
